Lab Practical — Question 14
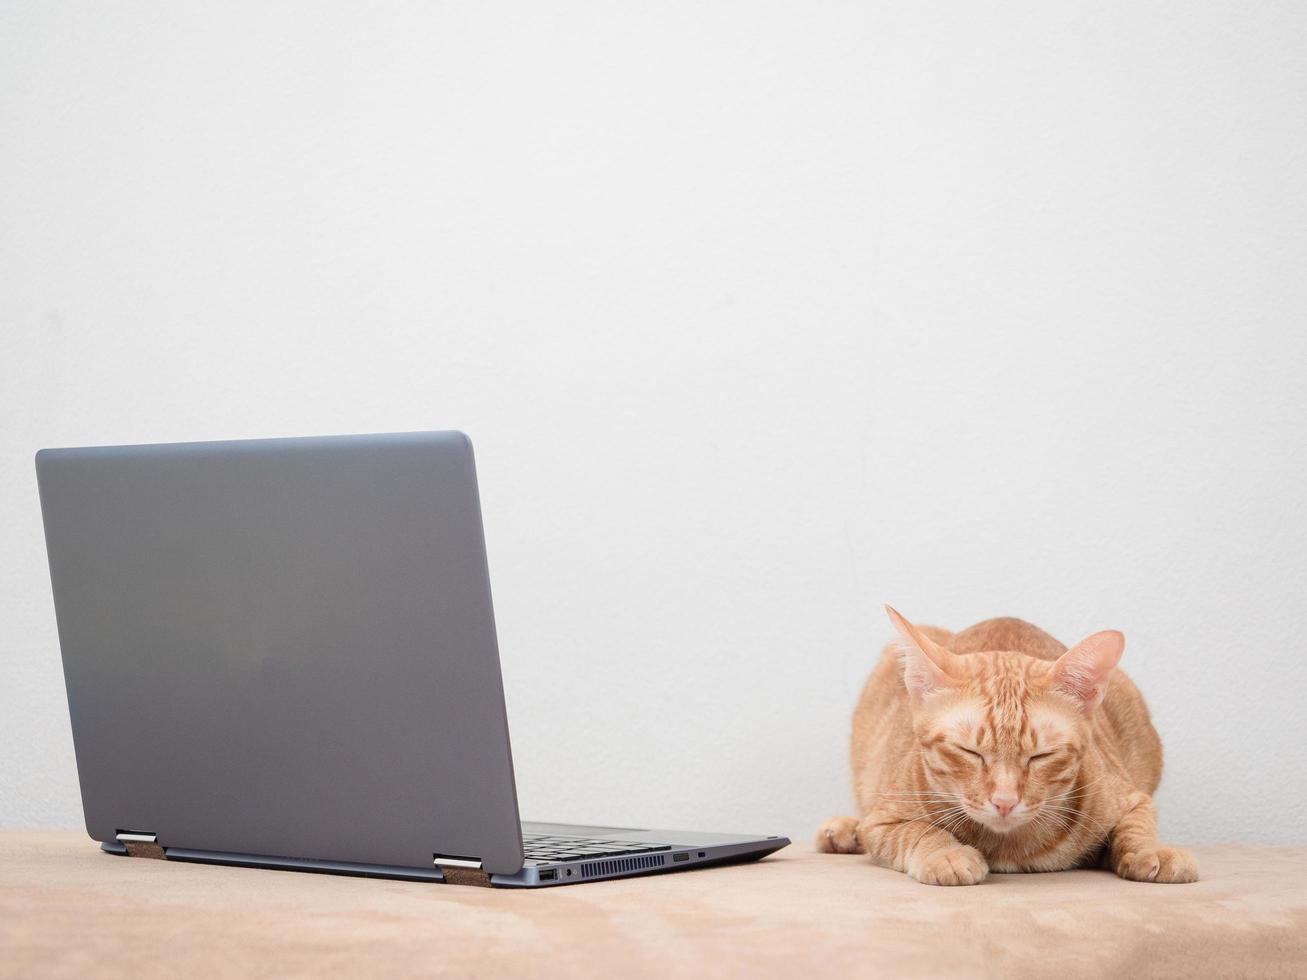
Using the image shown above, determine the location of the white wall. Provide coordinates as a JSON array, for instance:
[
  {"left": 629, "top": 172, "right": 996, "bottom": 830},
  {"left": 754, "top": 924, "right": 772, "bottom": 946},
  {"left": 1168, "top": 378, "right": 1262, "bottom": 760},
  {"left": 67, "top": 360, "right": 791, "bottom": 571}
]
[{"left": 3, "top": 2, "right": 1305, "bottom": 846}]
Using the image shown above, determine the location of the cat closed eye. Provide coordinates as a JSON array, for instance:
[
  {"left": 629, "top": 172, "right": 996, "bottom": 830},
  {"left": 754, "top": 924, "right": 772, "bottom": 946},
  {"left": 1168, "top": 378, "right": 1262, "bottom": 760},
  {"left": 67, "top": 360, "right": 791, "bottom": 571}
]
[{"left": 1027, "top": 752, "right": 1055, "bottom": 763}]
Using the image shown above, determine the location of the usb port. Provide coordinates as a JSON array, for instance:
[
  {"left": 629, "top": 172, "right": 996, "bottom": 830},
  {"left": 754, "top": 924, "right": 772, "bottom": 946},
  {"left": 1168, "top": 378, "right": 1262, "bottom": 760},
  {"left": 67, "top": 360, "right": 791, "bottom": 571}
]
[
  {"left": 673, "top": 852, "right": 689, "bottom": 862},
  {"left": 539, "top": 869, "right": 558, "bottom": 881}
]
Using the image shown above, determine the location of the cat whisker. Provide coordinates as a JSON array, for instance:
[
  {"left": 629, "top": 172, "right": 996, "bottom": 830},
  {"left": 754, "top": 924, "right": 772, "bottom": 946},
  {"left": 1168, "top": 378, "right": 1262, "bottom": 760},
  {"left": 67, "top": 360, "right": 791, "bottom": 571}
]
[
  {"left": 920, "top": 805, "right": 972, "bottom": 836},
  {"left": 1043, "top": 775, "right": 1113, "bottom": 803},
  {"left": 1033, "top": 812, "right": 1107, "bottom": 838},
  {"left": 1030, "top": 807, "right": 1077, "bottom": 838},
  {"left": 1035, "top": 804, "right": 1109, "bottom": 833},
  {"left": 944, "top": 811, "right": 975, "bottom": 836},
  {"left": 932, "top": 814, "right": 972, "bottom": 839}
]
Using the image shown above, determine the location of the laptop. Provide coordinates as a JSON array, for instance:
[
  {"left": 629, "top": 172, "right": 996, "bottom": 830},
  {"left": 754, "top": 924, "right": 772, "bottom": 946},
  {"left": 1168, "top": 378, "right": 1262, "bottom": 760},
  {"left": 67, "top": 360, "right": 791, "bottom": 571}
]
[{"left": 35, "top": 431, "right": 789, "bottom": 887}]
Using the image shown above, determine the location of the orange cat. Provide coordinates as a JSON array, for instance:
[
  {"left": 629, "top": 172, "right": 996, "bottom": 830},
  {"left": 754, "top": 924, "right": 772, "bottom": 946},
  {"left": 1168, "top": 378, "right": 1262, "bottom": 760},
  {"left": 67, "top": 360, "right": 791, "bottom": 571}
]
[{"left": 817, "top": 607, "right": 1197, "bottom": 885}]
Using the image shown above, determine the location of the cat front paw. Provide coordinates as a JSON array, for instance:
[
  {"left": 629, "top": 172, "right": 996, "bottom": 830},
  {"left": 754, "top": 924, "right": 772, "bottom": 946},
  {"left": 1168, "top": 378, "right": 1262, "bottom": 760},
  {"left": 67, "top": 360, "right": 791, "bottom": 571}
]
[
  {"left": 912, "top": 845, "right": 989, "bottom": 886},
  {"left": 816, "top": 815, "right": 863, "bottom": 854},
  {"left": 1115, "top": 845, "right": 1199, "bottom": 883}
]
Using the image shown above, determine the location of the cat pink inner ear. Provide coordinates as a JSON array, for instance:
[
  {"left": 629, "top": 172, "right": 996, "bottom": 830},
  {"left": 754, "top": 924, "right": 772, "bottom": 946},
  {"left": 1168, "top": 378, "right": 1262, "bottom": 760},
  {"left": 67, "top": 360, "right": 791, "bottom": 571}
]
[
  {"left": 885, "top": 605, "right": 957, "bottom": 700},
  {"left": 900, "top": 647, "right": 953, "bottom": 699},
  {"left": 1051, "top": 630, "right": 1125, "bottom": 713}
]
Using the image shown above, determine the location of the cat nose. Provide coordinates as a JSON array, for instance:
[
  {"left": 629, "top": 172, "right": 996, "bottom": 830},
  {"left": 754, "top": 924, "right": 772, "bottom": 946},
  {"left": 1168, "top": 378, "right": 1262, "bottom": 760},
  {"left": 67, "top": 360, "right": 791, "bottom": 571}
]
[{"left": 991, "top": 793, "right": 1019, "bottom": 817}]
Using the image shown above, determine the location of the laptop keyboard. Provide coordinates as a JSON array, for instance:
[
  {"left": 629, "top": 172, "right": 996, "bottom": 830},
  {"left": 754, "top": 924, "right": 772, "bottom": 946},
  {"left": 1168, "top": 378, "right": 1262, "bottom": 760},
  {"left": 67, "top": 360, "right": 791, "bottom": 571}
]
[{"left": 522, "top": 833, "right": 672, "bottom": 864}]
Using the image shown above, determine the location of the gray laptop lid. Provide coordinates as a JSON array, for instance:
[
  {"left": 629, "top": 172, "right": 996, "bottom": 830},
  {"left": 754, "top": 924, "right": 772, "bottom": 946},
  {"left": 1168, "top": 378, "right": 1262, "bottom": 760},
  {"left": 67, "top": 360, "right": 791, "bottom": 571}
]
[{"left": 36, "top": 431, "right": 524, "bottom": 875}]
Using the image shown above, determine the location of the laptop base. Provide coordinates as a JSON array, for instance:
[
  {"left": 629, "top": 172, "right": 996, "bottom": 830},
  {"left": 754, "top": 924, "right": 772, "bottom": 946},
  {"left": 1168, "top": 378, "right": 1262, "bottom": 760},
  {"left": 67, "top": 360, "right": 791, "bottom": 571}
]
[{"left": 102, "top": 823, "right": 790, "bottom": 888}]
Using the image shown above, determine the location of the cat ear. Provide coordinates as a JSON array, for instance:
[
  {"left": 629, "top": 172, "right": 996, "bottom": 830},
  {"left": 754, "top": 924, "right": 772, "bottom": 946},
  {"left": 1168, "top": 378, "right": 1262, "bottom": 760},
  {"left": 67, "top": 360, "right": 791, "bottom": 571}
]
[
  {"left": 885, "top": 605, "right": 959, "bottom": 701},
  {"left": 1050, "top": 630, "right": 1124, "bottom": 713}
]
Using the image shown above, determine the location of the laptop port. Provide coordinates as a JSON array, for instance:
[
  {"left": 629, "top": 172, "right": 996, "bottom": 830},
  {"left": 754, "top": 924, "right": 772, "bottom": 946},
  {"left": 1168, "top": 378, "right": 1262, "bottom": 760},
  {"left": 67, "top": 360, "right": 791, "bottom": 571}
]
[
  {"left": 539, "top": 869, "right": 557, "bottom": 881},
  {"left": 674, "top": 852, "right": 689, "bottom": 862}
]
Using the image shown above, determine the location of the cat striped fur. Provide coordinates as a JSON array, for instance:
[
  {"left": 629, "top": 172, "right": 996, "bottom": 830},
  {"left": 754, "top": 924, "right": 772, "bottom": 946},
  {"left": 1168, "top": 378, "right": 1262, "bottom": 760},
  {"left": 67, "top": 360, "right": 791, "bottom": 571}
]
[{"left": 817, "top": 607, "right": 1198, "bottom": 886}]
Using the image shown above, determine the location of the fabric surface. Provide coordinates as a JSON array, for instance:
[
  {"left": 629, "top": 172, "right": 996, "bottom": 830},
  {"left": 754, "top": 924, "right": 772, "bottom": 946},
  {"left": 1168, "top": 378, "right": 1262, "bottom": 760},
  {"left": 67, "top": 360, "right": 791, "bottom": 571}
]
[{"left": 2, "top": 832, "right": 1304, "bottom": 978}]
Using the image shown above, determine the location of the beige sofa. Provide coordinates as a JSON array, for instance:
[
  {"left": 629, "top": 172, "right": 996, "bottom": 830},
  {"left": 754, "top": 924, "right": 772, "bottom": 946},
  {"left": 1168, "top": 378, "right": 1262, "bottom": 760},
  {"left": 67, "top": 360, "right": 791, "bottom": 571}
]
[{"left": 3, "top": 832, "right": 1304, "bottom": 978}]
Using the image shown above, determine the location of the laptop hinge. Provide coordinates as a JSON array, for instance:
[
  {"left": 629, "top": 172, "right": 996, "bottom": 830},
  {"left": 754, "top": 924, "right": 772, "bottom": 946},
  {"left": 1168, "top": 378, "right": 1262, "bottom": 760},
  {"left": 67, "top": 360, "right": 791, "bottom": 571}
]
[
  {"left": 116, "top": 831, "right": 166, "bottom": 860},
  {"left": 434, "top": 853, "right": 491, "bottom": 887}
]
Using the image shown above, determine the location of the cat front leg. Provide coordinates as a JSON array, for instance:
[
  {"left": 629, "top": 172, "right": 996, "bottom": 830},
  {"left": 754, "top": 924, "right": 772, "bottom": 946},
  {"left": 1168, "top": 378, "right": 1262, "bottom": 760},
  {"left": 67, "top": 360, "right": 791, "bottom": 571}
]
[
  {"left": 1108, "top": 791, "right": 1199, "bottom": 883},
  {"left": 856, "top": 812, "right": 988, "bottom": 886},
  {"left": 816, "top": 815, "right": 863, "bottom": 853}
]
